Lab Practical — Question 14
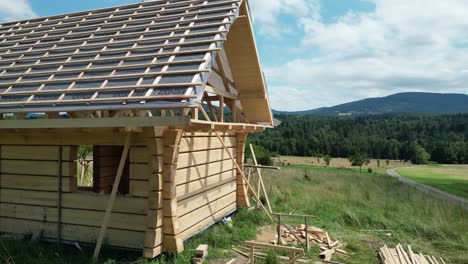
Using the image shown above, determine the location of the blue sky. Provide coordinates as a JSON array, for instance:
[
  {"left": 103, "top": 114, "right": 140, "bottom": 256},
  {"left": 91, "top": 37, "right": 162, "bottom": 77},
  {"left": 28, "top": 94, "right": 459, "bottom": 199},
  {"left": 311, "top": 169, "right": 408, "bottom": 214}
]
[{"left": 2, "top": 0, "right": 468, "bottom": 111}]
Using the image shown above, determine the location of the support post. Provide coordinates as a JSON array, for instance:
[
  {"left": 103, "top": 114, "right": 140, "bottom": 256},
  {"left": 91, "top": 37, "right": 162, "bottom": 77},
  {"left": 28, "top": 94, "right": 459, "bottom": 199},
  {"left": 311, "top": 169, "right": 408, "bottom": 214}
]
[
  {"left": 57, "top": 146, "right": 63, "bottom": 244},
  {"left": 236, "top": 132, "right": 250, "bottom": 207},
  {"left": 161, "top": 129, "right": 184, "bottom": 253},
  {"left": 93, "top": 133, "right": 132, "bottom": 259}
]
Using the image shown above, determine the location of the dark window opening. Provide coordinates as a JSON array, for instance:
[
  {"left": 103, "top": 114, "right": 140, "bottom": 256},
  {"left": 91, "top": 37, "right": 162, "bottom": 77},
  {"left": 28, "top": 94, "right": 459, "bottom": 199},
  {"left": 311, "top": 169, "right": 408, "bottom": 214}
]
[{"left": 77, "top": 145, "right": 129, "bottom": 194}]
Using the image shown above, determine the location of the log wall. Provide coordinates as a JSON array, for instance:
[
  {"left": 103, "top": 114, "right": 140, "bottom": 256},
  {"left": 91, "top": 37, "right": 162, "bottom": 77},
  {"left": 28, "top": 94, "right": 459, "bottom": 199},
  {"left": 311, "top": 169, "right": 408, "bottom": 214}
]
[
  {"left": 176, "top": 131, "right": 238, "bottom": 241},
  {"left": 0, "top": 141, "right": 150, "bottom": 249}
]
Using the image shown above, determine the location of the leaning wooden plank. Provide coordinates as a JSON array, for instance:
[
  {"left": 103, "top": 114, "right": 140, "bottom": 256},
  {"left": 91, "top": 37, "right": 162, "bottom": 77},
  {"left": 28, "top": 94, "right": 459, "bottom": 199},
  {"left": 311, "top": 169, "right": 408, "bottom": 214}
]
[
  {"left": 249, "top": 143, "right": 272, "bottom": 213},
  {"left": 93, "top": 133, "right": 131, "bottom": 259}
]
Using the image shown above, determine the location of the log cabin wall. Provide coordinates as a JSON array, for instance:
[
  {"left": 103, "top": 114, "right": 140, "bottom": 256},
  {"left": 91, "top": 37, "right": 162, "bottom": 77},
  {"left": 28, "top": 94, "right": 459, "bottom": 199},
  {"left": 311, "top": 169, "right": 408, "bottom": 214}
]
[
  {"left": 175, "top": 131, "right": 238, "bottom": 241},
  {"left": 0, "top": 129, "right": 153, "bottom": 250}
]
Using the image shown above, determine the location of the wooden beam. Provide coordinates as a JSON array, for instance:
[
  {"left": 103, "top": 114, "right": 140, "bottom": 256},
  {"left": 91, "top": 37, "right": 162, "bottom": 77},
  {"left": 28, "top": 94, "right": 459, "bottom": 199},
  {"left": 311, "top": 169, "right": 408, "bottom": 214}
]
[
  {"left": 161, "top": 129, "right": 184, "bottom": 253},
  {"left": 93, "top": 133, "right": 132, "bottom": 259},
  {"left": 205, "top": 85, "right": 237, "bottom": 100},
  {"left": 0, "top": 116, "right": 191, "bottom": 129}
]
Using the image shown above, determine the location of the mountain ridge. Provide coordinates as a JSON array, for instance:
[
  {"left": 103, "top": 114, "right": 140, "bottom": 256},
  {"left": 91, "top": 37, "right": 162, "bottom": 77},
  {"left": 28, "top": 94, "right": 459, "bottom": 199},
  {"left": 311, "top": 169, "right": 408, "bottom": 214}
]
[{"left": 273, "top": 92, "right": 468, "bottom": 116}]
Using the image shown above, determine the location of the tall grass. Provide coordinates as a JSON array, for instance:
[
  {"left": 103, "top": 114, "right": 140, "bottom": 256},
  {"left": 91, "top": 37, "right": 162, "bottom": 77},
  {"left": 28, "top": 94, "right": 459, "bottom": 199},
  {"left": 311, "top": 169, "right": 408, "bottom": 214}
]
[{"left": 263, "top": 165, "right": 468, "bottom": 263}]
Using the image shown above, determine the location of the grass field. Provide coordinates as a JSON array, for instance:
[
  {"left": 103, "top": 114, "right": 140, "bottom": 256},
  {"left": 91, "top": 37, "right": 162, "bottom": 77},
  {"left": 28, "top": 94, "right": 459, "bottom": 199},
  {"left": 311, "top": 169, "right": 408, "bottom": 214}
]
[
  {"left": 396, "top": 165, "right": 468, "bottom": 199},
  {"left": 1, "top": 164, "right": 467, "bottom": 263},
  {"left": 273, "top": 156, "right": 408, "bottom": 174},
  {"left": 260, "top": 165, "right": 467, "bottom": 263}
]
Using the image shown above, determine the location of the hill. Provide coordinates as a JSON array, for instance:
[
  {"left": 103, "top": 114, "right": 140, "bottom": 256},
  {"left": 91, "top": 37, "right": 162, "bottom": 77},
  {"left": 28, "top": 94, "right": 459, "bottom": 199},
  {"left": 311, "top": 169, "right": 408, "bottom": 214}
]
[{"left": 274, "top": 92, "right": 468, "bottom": 116}]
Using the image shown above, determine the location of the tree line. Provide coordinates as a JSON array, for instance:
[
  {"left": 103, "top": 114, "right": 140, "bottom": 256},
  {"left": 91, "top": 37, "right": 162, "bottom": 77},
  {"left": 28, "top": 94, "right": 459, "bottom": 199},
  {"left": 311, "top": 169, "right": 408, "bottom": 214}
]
[{"left": 248, "top": 113, "right": 468, "bottom": 164}]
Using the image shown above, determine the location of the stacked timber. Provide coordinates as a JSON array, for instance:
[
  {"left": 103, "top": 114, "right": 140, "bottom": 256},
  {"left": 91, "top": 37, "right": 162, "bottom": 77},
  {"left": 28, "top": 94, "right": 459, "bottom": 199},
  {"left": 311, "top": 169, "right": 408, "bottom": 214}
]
[
  {"left": 379, "top": 245, "right": 447, "bottom": 264},
  {"left": 273, "top": 225, "right": 349, "bottom": 261}
]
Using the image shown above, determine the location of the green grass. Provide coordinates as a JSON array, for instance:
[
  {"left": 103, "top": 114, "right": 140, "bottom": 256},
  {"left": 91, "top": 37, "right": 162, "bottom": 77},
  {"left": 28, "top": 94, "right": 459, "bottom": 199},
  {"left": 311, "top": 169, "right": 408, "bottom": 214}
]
[
  {"left": 0, "top": 209, "right": 266, "bottom": 264},
  {"left": 1, "top": 165, "right": 467, "bottom": 263},
  {"left": 261, "top": 165, "right": 468, "bottom": 264},
  {"left": 396, "top": 165, "right": 468, "bottom": 198}
]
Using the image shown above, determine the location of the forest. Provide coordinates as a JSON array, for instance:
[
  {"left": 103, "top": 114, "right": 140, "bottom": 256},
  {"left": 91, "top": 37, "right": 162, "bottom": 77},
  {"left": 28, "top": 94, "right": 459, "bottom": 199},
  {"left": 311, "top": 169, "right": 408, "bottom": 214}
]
[{"left": 248, "top": 113, "right": 468, "bottom": 164}]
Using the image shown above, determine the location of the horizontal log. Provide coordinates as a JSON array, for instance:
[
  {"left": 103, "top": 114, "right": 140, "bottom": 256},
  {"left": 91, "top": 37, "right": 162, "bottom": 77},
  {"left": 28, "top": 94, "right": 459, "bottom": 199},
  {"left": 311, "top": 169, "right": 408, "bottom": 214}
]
[
  {"left": 177, "top": 182, "right": 236, "bottom": 216},
  {"left": 0, "top": 160, "right": 74, "bottom": 176},
  {"left": 144, "top": 227, "right": 163, "bottom": 249},
  {"left": 179, "top": 135, "right": 236, "bottom": 153},
  {"left": 1, "top": 146, "right": 74, "bottom": 161},
  {"left": 0, "top": 217, "right": 145, "bottom": 248},
  {"left": 178, "top": 192, "right": 236, "bottom": 232},
  {"left": 143, "top": 245, "right": 162, "bottom": 259},
  {"left": 0, "top": 175, "right": 72, "bottom": 192},
  {"left": 175, "top": 159, "right": 235, "bottom": 185},
  {"left": 0, "top": 203, "right": 146, "bottom": 232},
  {"left": 176, "top": 170, "right": 236, "bottom": 199},
  {"left": 130, "top": 180, "right": 149, "bottom": 198},
  {"left": 0, "top": 129, "right": 150, "bottom": 145},
  {"left": 176, "top": 148, "right": 236, "bottom": 169},
  {"left": 130, "top": 146, "right": 157, "bottom": 163},
  {"left": 180, "top": 202, "right": 236, "bottom": 240},
  {"left": 130, "top": 163, "right": 150, "bottom": 180},
  {"left": 146, "top": 209, "right": 163, "bottom": 229}
]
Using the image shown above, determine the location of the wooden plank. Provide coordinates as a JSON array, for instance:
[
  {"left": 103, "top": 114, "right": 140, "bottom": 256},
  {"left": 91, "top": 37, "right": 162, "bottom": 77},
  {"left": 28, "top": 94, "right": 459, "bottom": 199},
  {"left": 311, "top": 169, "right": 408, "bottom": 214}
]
[
  {"left": 204, "top": 85, "right": 237, "bottom": 100},
  {"left": 143, "top": 245, "right": 162, "bottom": 259},
  {"left": 0, "top": 175, "right": 72, "bottom": 192},
  {"left": 176, "top": 170, "right": 236, "bottom": 199},
  {"left": 179, "top": 136, "right": 236, "bottom": 153},
  {"left": 144, "top": 227, "right": 163, "bottom": 249},
  {"left": 250, "top": 143, "right": 272, "bottom": 213},
  {"left": 130, "top": 163, "right": 150, "bottom": 180},
  {"left": 0, "top": 189, "right": 57, "bottom": 207},
  {"left": 129, "top": 180, "right": 150, "bottom": 198},
  {"left": 175, "top": 158, "right": 235, "bottom": 185},
  {"left": 0, "top": 129, "right": 150, "bottom": 146},
  {"left": 1, "top": 146, "right": 74, "bottom": 161},
  {"left": 130, "top": 146, "right": 158, "bottom": 163},
  {"left": 146, "top": 209, "right": 164, "bottom": 229},
  {"left": 177, "top": 183, "right": 236, "bottom": 216},
  {"left": 0, "top": 116, "right": 190, "bottom": 129},
  {"left": 178, "top": 192, "right": 236, "bottom": 232},
  {"left": 94, "top": 133, "right": 131, "bottom": 259},
  {"left": 0, "top": 217, "right": 144, "bottom": 249},
  {"left": 1, "top": 160, "right": 73, "bottom": 176},
  {"left": 176, "top": 148, "right": 236, "bottom": 169},
  {"left": 180, "top": 202, "right": 236, "bottom": 240},
  {"left": 0, "top": 203, "right": 146, "bottom": 232}
]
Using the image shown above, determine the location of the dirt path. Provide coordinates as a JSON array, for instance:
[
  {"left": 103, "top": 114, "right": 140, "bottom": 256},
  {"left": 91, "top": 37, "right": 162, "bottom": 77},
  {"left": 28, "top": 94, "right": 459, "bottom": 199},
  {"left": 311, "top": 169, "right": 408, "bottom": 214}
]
[{"left": 387, "top": 168, "right": 468, "bottom": 210}]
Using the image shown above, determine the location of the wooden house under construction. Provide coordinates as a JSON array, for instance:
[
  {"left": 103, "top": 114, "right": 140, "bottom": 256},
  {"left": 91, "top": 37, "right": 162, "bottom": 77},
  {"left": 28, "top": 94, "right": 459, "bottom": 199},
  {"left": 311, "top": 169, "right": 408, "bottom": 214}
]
[{"left": 0, "top": 0, "right": 272, "bottom": 259}]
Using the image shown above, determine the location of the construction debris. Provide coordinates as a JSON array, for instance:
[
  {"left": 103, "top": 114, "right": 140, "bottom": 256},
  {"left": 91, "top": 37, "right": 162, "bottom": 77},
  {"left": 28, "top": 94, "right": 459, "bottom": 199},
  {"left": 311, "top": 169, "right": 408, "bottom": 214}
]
[
  {"left": 192, "top": 244, "right": 208, "bottom": 264},
  {"left": 379, "top": 244, "right": 447, "bottom": 264},
  {"left": 272, "top": 224, "right": 349, "bottom": 261},
  {"left": 232, "top": 241, "right": 308, "bottom": 264}
]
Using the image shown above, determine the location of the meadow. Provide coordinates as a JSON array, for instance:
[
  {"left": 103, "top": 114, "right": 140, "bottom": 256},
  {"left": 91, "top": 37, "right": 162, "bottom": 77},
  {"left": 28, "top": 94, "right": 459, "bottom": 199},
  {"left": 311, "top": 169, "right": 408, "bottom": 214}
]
[
  {"left": 1, "top": 165, "right": 467, "bottom": 264},
  {"left": 396, "top": 165, "right": 468, "bottom": 198}
]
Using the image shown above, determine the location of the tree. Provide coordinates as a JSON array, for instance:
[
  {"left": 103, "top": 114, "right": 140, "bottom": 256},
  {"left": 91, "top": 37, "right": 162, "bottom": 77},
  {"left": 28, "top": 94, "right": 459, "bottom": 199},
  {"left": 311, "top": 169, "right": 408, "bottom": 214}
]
[
  {"left": 323, "top": 155, "right": 332, "bottom": 166},
  {"left": 410, "top": 144, "right": 430, "bottom": 164},
  {"left": 377, "top": 159, "right": 381, "bottom": 167},
  {"left": 385, "top": 159, "right": 390, "bottom": 166},
  {"left": 349, "top": 153, "right": 370, "bottom": 173}
]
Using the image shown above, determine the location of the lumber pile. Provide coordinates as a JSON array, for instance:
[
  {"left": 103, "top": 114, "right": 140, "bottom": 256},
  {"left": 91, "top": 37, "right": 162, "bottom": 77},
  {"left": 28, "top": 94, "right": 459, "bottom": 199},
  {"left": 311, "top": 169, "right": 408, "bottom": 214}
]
[
  {"left": 273, "top": 224, "right": 349, "bottom": 261},
  {"left": 379, "top": 245, "right": 447, "bottom": 264}
]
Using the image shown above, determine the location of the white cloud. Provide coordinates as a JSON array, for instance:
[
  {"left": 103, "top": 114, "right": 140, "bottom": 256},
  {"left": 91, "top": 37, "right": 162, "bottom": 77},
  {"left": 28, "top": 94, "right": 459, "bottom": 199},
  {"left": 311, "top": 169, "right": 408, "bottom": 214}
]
[
  {"left": 251, "top": 0, "right": 468, "bottom": 110},
  {"left": 249, "top": 0, "right": 320, "bottom": 36},
  {"left": 0, "top": 0, "right": 36, "bottom": 22}
]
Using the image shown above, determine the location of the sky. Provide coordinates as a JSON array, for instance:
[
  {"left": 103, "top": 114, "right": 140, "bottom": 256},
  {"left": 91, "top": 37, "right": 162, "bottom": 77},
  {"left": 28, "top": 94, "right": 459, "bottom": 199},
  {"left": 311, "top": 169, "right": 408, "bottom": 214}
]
[{"left": 1, "top": 0, "right": 468, "bottom": 111}]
